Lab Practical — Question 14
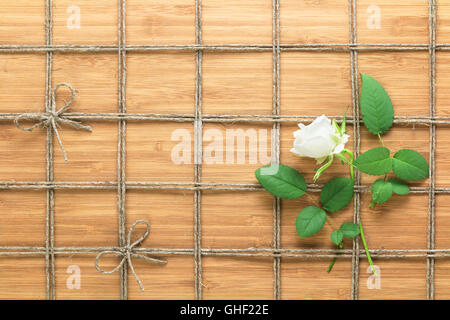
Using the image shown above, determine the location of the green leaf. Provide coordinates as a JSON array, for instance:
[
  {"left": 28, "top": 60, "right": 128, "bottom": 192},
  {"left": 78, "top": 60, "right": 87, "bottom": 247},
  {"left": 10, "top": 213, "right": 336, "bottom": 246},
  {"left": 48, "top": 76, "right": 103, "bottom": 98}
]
[
  {"left": 388, "top": 178, "right": 410, "bottom": 195},
  {"left": 360, "top": 73, "right": 394, "bottom": 135},
  {"left": 392, "top": 149, "right": 429, "bottom": 181},
  {"left": 331, "top": 230, "right": 344, "bottom": 245},
  {"left": 296, "top": 206, "right": 327, "bottom": 238},
  {"left": 340, "top": 222, "right": 360, "bottom": 238},
  {"left": 255, "top": 164, "right": 307, "bottom": 199},
  {"left": 320, "top": 177, "right": 354, "bottom": 213},
  {"left": 371, "top": 178, "right": 393, "bottom": 204},
  {"left": 354, "top": 147, "right": 392, "bottom": 175}
]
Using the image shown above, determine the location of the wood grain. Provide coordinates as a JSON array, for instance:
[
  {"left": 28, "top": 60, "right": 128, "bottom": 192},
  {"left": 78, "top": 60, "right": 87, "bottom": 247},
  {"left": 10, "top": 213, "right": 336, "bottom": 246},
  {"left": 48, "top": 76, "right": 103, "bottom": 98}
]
[
  {"left": 281, "top": 0, "right": 349, "bottom": 44},
  {"left": 127, "top": 52, "right": 196, "bottom": 114},
  {"left": 203, "top": 0, "right": 272, "bottom": 45},
  {"left": 128, "top": 255, "right": 195, "bottom": 299},
  {"left": 0, "top": 0, "right": 447, "bottom": 300},
  {"left": 202, "top": 122, "right": 273, "bottom": 184},
  {"left": 0, "top": 191, "right": 46, "bottom": 246},
  {"left": 54, "top": 190, "right": 119, "bottom": 247},
  {"left": 436, "top": 52, "right": 450, "bottom": 116},
  {"left": 281, "top": 52, "right": 352, "bottom": 116},
  {"left": 56, "top": 256, "right": 121, "bottom": 300},
  {"left": 202, "top": 191, "right": 273, "bottom": 249},
  {"left": 53, "top": 0, "right": 118, "bottom": 45},
  {"left": 203, "top": 257, "right": 273, "bottom": 300},
  {"left": 126, "top": 122, "right": 194, "bottom": 182},
  {"left": 127, "top": 0, "right": 195, "bottom": 45},
  {"left": 358, "top": 52, "right": 429, "bottom": 117},
  {"left": 203, "top": 52, "right": 273, "bottom": 115},
  {"left": 0, "top": 257, "right": 46, "bottom": 299},
  {"left": 357, "top": 0, "right": 428, "bottom": 44},
  {"left": 358, "top": 260, "right": 427, "bottom": 300},
  {"left": 282, "top": 259, "right": 353, "bottom": 300},
  {"left": 0, "top": 1, "right": 45, "bottom": 45},
  {"left": 126, "top": 190, "right": 194, "bottom": 249}
]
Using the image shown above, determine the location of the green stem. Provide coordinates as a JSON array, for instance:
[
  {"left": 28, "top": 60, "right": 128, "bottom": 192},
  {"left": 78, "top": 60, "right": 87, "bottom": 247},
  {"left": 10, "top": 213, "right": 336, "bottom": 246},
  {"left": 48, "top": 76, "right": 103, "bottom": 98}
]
[
  {"left": 340, "top": 149, "right": 376, "bottom": 275},
  {"left": 336, "top": 149, "right": 355, "bottom": 181},
  {"left": 359, "top": 221, "right": 377, "bottom": 275},
  {"left": 342, "top": 149, "right": 354, "bottom": 181},
  {"left": 377, "top": 133, "right": 385, "bottom": 147},
  {"left": 313, "top": 155, "right": 334, "bottom": 182},
  {"left": 327, "top": 242, "right": 343, "bottom": 273}
]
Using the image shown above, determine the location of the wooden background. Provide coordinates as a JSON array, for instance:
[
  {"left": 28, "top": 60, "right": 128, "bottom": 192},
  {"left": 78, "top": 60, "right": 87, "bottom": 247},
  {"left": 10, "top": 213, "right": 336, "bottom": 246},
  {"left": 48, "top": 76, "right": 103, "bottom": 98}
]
[{"left": 0, "top": 0, "right": 449, "bottom": 300}]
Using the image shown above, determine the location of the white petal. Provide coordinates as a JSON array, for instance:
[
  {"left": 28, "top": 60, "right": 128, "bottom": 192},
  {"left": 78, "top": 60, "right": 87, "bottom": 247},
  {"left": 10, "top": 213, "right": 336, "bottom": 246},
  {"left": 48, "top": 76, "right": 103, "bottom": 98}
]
[
  {"left": 341, "top": 134, "right": 350, "bottom": 144},
  {"left": 294, "top": 136, "right": 334, "bottom": 159},
  {"left": 333, "top": 143, "right": 345, "bottom": 155},
  {"left": 291, "top": 115, "right": 347, "bottom": 160}
]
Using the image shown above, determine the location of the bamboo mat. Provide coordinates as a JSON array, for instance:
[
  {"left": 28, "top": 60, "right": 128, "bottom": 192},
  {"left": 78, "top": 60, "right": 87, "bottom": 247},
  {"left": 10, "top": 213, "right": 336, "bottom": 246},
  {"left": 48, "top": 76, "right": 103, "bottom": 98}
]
[{"left": 0, "top": 0, "right": 449, "bottom": 300}]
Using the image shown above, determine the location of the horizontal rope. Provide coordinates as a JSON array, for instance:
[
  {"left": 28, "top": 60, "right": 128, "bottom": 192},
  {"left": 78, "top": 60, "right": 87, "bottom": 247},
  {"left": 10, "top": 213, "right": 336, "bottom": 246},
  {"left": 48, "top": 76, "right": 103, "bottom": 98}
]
[
  {"left": 14, "top": 82, "right": 92, "bottom": 162},
  {"left": 94, "top": 219, "right": 166, "bottom": 291},
  {"left": 0, "top": 181, "right": 445, "bottom": 193},
  {"left": 0, "top": 113, "right": 450, "bottom": 125},
  {"left": 3, "top": 43, "right": 450, "bottom": 53},
  {"left": 0, "top": 246, "right": 448, "bottom": 259}
]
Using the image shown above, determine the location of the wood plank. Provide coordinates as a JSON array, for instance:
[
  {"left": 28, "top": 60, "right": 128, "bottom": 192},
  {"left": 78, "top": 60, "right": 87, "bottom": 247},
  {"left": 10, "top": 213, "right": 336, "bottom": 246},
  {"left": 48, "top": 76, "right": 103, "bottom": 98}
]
[{"left": 0, "top": 0, "right": 446, "bottom": 300}]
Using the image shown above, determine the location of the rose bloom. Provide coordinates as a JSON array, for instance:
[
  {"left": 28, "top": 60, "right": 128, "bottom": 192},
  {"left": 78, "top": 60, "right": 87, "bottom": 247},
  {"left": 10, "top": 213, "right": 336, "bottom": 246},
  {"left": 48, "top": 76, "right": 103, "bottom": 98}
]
[{"left": 290, "top": 115, "right": 349, "bottom": 163}]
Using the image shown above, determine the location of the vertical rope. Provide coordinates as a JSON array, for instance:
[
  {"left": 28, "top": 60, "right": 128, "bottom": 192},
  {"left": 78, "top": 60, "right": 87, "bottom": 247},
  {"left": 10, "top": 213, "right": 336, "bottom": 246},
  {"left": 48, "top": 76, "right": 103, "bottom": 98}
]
[
  {"left": 272, "top": 0, "right": 282, "bottom": 300},
  {"left": 349, "top": 0, "right": 361, "bottom": 300},
  {"left": 44, "top": 0, "right": 56, "bottom": 300},
  {"left": 427, "top": 0, "right": 437, "bottom": 300},
  {"left": 117, "top": 0, "right": 128, "bottom": 300},
  {"left": 194, "top": 0, "right": 204, "bottom": 300}
]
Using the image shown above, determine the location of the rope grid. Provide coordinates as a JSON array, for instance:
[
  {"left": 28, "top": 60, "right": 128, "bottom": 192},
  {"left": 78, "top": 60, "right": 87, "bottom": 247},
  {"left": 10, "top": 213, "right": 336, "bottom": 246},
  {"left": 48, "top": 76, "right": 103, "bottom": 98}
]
[{"left": 0, "top": 0, "right": 443, "bottom": 300}]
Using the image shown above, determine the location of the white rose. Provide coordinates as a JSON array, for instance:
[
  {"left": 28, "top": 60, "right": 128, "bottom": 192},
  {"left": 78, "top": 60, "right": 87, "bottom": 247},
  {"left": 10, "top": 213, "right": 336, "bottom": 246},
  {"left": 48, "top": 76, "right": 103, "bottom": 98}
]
[{"left": 290, "top": 115, "right": 349, "bottom": 164}]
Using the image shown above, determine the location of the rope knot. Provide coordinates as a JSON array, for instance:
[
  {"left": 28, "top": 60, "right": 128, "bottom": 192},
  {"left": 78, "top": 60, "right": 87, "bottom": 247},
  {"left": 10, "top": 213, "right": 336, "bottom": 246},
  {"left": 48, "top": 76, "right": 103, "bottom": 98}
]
[
  {"left": 122, "top": 246, "right": 133, "bottom": 254},
  {"left": 14, "top": 82, "right": 92, "bottom": 162},
  {"left": 95, "top": 219, "right": 167, "bottom": 291}
]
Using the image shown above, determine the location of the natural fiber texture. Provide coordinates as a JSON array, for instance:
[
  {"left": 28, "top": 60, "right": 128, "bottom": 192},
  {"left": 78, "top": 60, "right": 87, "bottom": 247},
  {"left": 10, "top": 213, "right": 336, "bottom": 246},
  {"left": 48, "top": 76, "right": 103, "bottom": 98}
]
[
  {"left": 44, "top": 0, "right": 55, "bottom": 300},
  {"left": 193, "top": 0, "right": 203, "bottom": 300},
  {"left": 117, "top": 0, "right": 128, "bottom": 299},
  {"left": 0, "top": 0, "right": 443, "bottom": 300},
  {"left": 349, "top": 0, "right": 361, "bottom": 300},
  {"left": 427, "top": 0, "right": 437, "bottom": 300},
  {"left": 3, "top": 113, "right": 450, "bottom": 125},
  {"left": 3, "top": 43, "right": 450, "bottom": 53},
  {"left": 15, "top": 82, "right": 92, "bottom": 162},
  {"left": 4, "top": 246, "right": 450, "bottom": 259},
  {"left": 272, "top": 0, "right": 281, "bottom": 300},
  {"left": 95, "top": 220, "right": 167, "bottom": 292}
]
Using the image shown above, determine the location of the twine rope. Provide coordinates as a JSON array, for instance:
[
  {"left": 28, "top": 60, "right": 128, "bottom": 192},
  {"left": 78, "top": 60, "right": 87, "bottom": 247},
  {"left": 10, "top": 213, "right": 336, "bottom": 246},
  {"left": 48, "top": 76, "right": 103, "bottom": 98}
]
[
  {"left": 117, "top": 0, "right": 128, "bottom": 299},
  {"left": 95, "top": 220, "right": 167, "bottom": 291},
  {"left": 0, "top": 181, "right": 447, "bottom": 194},
  {"left": 0, "top": 0, "right": 443, "bottom": 300},
  {"left": 4, "top": 246, "right": 450, "bottom": 259},
  {"left": 3, "top": 43, "right": 450, "bottom": 53},
  {"left": 349, "top": 0, "right": 361, "bottom": 301},
  {"left": 193, "top": 0, "right": 204, "bottom": 300},
  {"left": 3, "top": 113, "right": 450, "bottom": 125},
  {"left": 14, "top": 82, "right": 92, "bottom": 162},
  {"left": 44, "top": 0, "right": 55, "bottom": 300},
  {"left": 272, "top": 0, "right": 282, "bottom": 300},
  {"left": 427, "top": 0, "right": 437, "bottom": 300}
]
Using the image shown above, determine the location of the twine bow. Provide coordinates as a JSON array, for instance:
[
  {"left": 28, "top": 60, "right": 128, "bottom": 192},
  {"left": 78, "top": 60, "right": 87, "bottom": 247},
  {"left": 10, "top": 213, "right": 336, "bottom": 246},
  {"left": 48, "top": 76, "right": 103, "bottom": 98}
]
[
  {"left": 14, "top": 82, "right": 92, "bottom": 162},
  {"left": 95, "top": 220, "right": 167, "bottom": 291}
]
